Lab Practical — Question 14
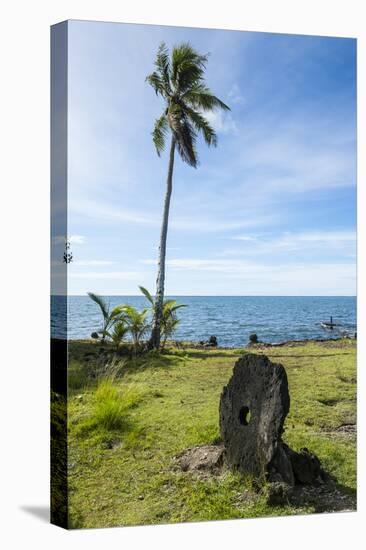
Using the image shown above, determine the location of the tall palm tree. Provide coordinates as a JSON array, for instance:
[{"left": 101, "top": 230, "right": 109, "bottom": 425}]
[{"left": 146, "top": 42, "right": 230, "bottom": 349}]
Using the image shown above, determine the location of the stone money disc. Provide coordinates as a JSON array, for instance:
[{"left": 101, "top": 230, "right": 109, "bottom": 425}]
[{"left": 220, "top": 353, "right": 290, "bottom": 476}]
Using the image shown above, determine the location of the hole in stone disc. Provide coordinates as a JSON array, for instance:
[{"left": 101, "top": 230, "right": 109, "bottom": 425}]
[{"left": 238, "top": 406, "right": 251, "bottom": 426}]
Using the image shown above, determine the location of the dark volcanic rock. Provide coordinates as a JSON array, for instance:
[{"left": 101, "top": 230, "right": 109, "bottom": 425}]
[
  {"left": 268, "top": 442, "right": 295, "bottom": 485},
  {"left": 178, "top": 352, "right": 327, "bottom": 493},
  {"left": 219, "top": 353, "right": 326, "bottom": 488},
  {"left": 288, "top": 447, "right": 324, "bottom": 485},
  {"left": 219, "top": 353, "right": 291, "bottom": 479},
  {"left": 268, "top": 444, "right": 325, "bottom": 486},
  {"left": 208, "top": 335, "right": 218, "bottom": 347}
]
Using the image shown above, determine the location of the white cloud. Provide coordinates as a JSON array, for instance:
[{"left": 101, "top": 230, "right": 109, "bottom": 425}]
[
  {"left": 171, "top": 213, "right": 278, "bottom": 232},
  {"left": 234, "top": 116, "right": 356, "bottom": 194},
  {"left": 71, "top": 260, "right": 114, "bottom": 266},
  {"left": 69, "top": 271, "right": 141, "bottom": 280},
  {"left": 228, "top": 83, "right": 245, "bottom": 105},
  {"left": 69, "top": 196, "right": 278, "bottom": 233},
  {"left": 141, "top": 258, "right": 256, "bottom": 273},
  {"left": 204, "top": 110, "right": 238, "bottom": 135},
  {"left": 231, "top": 235, "right": 258, "bottom": 242},
  {"left": 230, "top": 230, "right": 356, "bottom": 253},
  {"left": 69, "top": 198, "right": 157, "bottom": 226},
  {"left": 141, "top": 257, "right": 356, "bottom": 295},
  {"left": 69, "top": 235, "right": 86, "bottom": 244}
]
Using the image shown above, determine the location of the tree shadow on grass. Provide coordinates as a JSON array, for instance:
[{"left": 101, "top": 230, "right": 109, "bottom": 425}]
[
  {"left": 180, "top": 350, "right": 241, "bottom": 360},
  {"left": 121, "top": 352, "right": 185, "bottom": 376},
  {"left": 288, "top": 478, "right": 356, "bottom": 513},
  {"left": 266, "top": 353, "right": 353, "bottom": 359}
]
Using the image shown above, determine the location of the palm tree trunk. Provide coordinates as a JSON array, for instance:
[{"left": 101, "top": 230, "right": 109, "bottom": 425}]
[{"left": 150, "top": 136, "right": 176, "bottom": 349}]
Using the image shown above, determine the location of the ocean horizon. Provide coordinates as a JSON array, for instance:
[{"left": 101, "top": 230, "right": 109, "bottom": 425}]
[{"left": 52, "top": 295, "right": 357, "bottom": 346}]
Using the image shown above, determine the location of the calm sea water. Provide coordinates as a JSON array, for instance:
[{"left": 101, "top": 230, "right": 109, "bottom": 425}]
[{"left": 52, "top": 295, "right": 356, "bottom": 347}]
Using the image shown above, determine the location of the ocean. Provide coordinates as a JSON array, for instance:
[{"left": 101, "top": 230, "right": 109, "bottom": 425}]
[{"left": 52, "top": 295, "right": 356, "bottom": 347}]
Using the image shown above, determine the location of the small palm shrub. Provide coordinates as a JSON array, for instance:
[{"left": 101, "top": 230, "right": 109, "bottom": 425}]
[
  {"left": 107, "top": 320, "right": 129, "bottom": 351},
  {"left": 161, "top": 312, "right": 180, "bottom": 350},
  {"left": 122, "top": 305, "right": 150, "bottom": 353},
  {"left": 87, "top": 292, "right": 124, "bottom": 342},
  {"left": 88, "top": 286, "right": 186, "bottom": 352},
  {"left": 139, "top": 286, "right": 186, "bottom": 349}
]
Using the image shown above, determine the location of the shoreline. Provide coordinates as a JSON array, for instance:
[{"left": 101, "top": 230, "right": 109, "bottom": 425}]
[{"left": 52, "top": 335, "right": 357, "bottom": 349}]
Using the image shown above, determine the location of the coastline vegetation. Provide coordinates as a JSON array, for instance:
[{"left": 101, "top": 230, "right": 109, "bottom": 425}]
[
  {"left": 67, "top": 338, "right": 356, "bottom": 528},
  {"left": 87, "top": 287, "right": 186, "bottom": 354}
]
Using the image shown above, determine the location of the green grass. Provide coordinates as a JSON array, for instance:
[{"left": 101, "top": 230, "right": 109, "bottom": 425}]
[
  {"left": 76, "top": 377, "right": 142, "bottom": 434},
  {"left": 67, "top": 339, "right": 356, "bottom": 528}
]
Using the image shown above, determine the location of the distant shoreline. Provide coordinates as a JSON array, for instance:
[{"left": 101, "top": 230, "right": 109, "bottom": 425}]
[
  {"left": 59, "top": 295, "right": 357, "bottom": 298},
  {"left": 52, "top": 336, "right": 357, "bottom": 348},
  {"left": 54, "top": 295, "right": 356, "bottom": 346}
]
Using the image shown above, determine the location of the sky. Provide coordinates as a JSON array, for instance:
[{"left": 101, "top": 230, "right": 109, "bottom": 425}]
[{"left": 64, "top": 20, "right": 356, "bottom": 296}]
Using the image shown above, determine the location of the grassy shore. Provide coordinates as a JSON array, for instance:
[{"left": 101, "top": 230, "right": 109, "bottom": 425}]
[{"left": 67, "top": 338, "right": 356, "bottom": 528}]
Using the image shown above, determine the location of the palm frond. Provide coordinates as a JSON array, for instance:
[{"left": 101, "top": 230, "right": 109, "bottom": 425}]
[
  {"left": 87, "top": 292, "right": 109, "bottom": 320},
  {"left": 162, "top": 300, "right": 187, "bottom": 319},
  {"left": 168, "top": 107, "right": 197, "bottom": 167},
  {"left": 145, "top": 72, "right": 166, "bottom": 97},
  {"left": 183, "top": 84, "right": 230, "bottom": 112},
  {"left": 146, "top": 42, "right": 230, "bottom": 168},
  {"left": 121, "top": 305, "right": 138, "bottom": 321},
  {"left": 155, "top": 42, "right": 172, "bottom": 94},
  {"left": 112, "top": 320, "right": 129, "bottom": 338},
  {"left": 152, "top": 114, "right": 169, "bottom": 156},
  {"left": 171, "top": 43, "right": 208, "bottom": 92},
  {"left": 139, "top": 286, "right": 155, "bottom": 305},
  {"left": 109, "top": 320, "right": 129, "bottom": 349},
  {"left": 110, "top": 305, "right": 125, "bottom": 318},
  {"left": 140, "top": 308, "right": 149, "bottom": 321},
  {"left": 184, "top": 106, "right": 217, "bottom": 147},
  {"left": 170, "top": 304, "right": 187, "bottom": 313},
  {"left": 121, "top": 305, "right": 149, "bottom": 323},
  {"left": 163, "top": 299, "right": 177, "bottom": 309},
  {"left": 174, "top": 118, "right": 198, "bottom": 167},
  {"left": 165, "top": 317, "right": 180, "bottom": 330}
]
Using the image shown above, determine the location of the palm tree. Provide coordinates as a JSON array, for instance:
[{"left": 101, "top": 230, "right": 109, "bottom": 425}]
[
  {"left": 139, "top": 285, "right": 186, "bottom": 349},
  {"left": 87, "top": 292, "right": 124, "bottom": 343},
  {"left": 106, "top": 320, "right": 129, "bottom": 351},
  {"left": 121, "top": 305, "right": 150, "bottom": 354},
  {"left": 146, "top": 42, "right": 230, "bottom": 349},
  {"left": 161, "top": 300, "right": 184, "bottom": 349}
]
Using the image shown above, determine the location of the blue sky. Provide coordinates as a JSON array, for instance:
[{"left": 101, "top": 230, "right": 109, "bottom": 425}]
[{"left": 65, "top": 20, "right": 356, "bottom": 296}]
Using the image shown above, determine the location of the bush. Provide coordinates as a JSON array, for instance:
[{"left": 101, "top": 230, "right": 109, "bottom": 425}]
[
  {"left": 92, "top": 379, "right": 126, "bottom": 430},
  {"left": 77, "top": 376, "right": 143, "bottom": 435}
]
